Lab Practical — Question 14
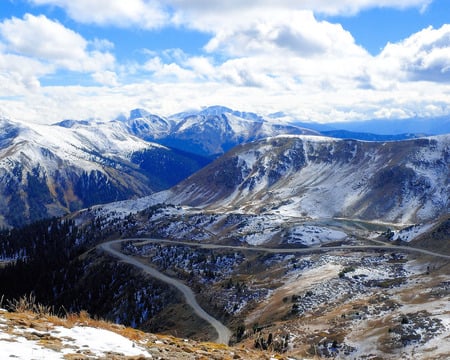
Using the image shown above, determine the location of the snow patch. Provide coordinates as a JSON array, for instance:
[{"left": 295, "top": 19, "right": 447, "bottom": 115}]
[
  {"left": 0, "top": 314, "right": 151, "bottom": 359},
  {"left": 286, "top": 225, "right": 347, "bottom": 246},
  {"left": 391, "top": 222, "right": 435, "bottom": 242}
]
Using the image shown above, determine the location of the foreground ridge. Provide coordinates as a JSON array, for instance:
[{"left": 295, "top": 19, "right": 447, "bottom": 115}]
[{"left": 0, "top": 308, "right": 296, "bottom": 360}]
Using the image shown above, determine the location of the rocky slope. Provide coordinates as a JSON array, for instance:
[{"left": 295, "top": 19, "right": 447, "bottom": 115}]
[{"left": 165, "top": 134, "right": 449, "bottom": 224}]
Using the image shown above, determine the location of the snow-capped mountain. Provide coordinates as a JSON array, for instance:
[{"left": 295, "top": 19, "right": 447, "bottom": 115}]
[
  {"left": 3, "top": 105, "right": 448, "bottom": 228},
  {"left": 164, "top": 135, "right": 450, "bottom": 224},
  {"left": 122, "top": 108, "right": 173, "bottom": 140},
  {"left": 123, "top": 105, "right": 318, "bottom": 156},
  {"left": 0, "top": 117, "right": 207, "bottom": 227}
]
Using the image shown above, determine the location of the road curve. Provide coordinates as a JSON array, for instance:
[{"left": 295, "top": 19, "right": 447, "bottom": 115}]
[
  {"left": 99, "top": 240, "right": 232, "bottom": 345},
  {"left": 99, "top": 237, "right": 449, "bottom": 344}
]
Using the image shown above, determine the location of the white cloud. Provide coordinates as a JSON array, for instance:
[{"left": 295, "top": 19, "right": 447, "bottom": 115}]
[
  {"left": 0, "top": 52, "right": 51, "bottom": 95},
  {"left": 0, "top": 13, "right": 117, "bottom": 95},
  {"left": 169, "top": 0, "right": 432, "bottom": 30},
  {"left": 204, "top": 11, "right": 366, "bottom": 59},
  {"left": 168, "top": 0, "right": 430, "bottom": 14},
  {"left": 0, "top": 14, "right": 115, "bottom": 73},
  {"left": 142, "top": 56, "right": 195, "bottom": 81},
  {"left": 284, "top": 0, "right": 432, "bottom": 16},
  {"left": 29, "top": 0, "right": 168, "bottom": 28},
  {"left": 28, "top": 0, "right": 431, "bottom": 29},
  {"left": 1, "top": 14, "right": 85, "bottom": 61},
  {"left": 92, "top": 71, "right": 119, "bottom": 86},
  {"left": 377, "top": 24, "right": 450, "bottom": 83},
  {"left": 1, "top": 0, "right": 449, "bottom": 126},
  {"left": 185, "top": 56, "right": 216, "bottom": 79},
  {"left": 90, "top": 38, "right": 115, "bottom": 52}
]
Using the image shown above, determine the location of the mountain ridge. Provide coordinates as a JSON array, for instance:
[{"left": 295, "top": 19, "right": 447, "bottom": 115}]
[
  {"left": 0, "top": 117, "right": 208, "bottom": 227},
  {"left": 2, "top": 106, "right": 449, "bottom": 227},
  {"left": 163, "top": 134, "right": 449, "bottom": 224}
]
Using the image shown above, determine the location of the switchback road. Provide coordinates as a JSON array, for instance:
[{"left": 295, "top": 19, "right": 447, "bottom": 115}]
[{"left": 99, "top": 237, "right": 449, "bottom": 345}]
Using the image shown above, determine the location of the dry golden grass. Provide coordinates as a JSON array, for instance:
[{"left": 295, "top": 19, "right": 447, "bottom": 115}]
[
  {"left": 1, "top": 295, "right": 296, "bottom": 360},
  {"left": 6, "top": 294, "right": 54, "bottom": 315}
]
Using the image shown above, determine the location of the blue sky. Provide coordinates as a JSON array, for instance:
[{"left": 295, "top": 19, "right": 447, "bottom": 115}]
[{"left": 0, "top": 0, "right": 450, "bottom": 124}]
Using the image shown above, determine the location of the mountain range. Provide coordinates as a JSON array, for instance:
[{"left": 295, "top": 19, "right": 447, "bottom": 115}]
[
  {"left": 120, "top": 105, "right": 317, "bottom": 156},
  {"left": 0, "top": 106, "right": 449, "bottom": 227},
  {"left": 1, "top": 106, "right": 449, "bottom": 359},
  {"left": 0, "top": 117, "right": 208, "bottom": 227},
  {"left": 0, "top": 107, "right": 313, "bottom": 227}
]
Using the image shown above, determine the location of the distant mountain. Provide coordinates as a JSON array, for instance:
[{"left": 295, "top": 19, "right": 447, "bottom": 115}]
[
  {"left": 320, "top": 130, "right": 422, "bottom": 141},
  {"left": 123, "top": 109, "right": 173, "bottom": 140},
  {"left": 122, "top": 106, "right": 319, "bottom": 156},
  {"left": 164, "top": 135, "right": 449, "bottom": 224},
  {"left": 295, "top": 116, "right": 450, "bottom": 136},
  {"left": 0, "top": 117, "right": 208, "bottom": 227}
]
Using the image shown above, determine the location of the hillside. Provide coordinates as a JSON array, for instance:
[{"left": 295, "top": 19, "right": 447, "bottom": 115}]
[
  {"left": 165, "top": 134, "right": 449, "bottom": 224},
  {"left": 410, "top": 215, "right": 450, "bottom": 255},
  {"left": 0, "top": 117, "right": 208, "bottom": 227},
  {"left": 0, "top": 190, "right": 449, "bottom": 359},
  {"left": 0, "top": 306, "right": 286, "bottom": 360}
]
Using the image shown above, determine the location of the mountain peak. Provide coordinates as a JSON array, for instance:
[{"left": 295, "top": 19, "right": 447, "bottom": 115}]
[
  {"left": 54, "top": 119, "right": 91, "bottom": 128},
  {"left": 129, "top": 108, "right": 152, "bottom": 120},
  {"left": 199, "top": 105, "right": 265, "bottom": 122},
  {"left": 199, "top": 105, "right": 234, "bottom": 116}
]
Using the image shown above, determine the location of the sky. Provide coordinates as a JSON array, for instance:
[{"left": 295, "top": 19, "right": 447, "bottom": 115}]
[{"left": 0, "top": 0, "right": 450, "bottom": 124}]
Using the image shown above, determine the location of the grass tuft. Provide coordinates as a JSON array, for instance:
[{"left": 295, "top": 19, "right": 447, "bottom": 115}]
[{"left": 6, "top": 294, "right": 54, "bottom": 316}]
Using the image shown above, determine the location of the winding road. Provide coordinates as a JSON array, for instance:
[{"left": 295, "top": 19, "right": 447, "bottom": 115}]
[
  {"left": 99, "top": 237, "right": 450, "bottom": 345},
  {"left": 99, "top": 240, "right": 232, "bottom": 344}
]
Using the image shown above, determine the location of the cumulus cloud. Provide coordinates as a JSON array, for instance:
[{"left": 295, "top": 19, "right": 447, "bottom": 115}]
[
  {"left": 0, "top": 53, "right": 49, "bottom": 94},
  {"left": 29, "top": 0, "right": 431, "bottom": 29},
  {"left": 0, "top": 13, "right": 118, "bottom": 94},
  {"left": 0, "top": 14, "right": 115, "bottom": 72},
  {"left": 92, "top": 71, "right": 119, "bottom": 86},
  {"left": 204, "top": 11, "right": 366, "bottom": 59},
  {"left": 377, "top": 24, "right": 450, "bottom": 82},
  {"left": 29, "top": 0, "right": 168, "bottom": 28},
  {"left": 1, "top": 14, "right": 87, "bottom": 63},
  {"left": 142, "top": 55, "right": 196, "bottom": 82},
  {"left": 1, "top": 0, "right": 449, "bottom": 125},
  {"left": 169, "top": 0, "right": 432, "bottom": 30}
]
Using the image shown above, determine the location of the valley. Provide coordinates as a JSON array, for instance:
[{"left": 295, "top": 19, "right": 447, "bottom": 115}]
[
  {"left": 0, "top": 107, "right": 448, "bottom": 359},
  {"left": 2, "top": 0, "right": 450, "bottom": 354},
  {"left": 90, "top": 206, "right": 449, "bottom": 359}
]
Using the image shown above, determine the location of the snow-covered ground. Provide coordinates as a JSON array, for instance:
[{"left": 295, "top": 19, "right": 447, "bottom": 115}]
[
  {"left": 286, "top": 225, "right": 347, "bottom": 246},
  {"left": 0, "top": 309, "right": 151, "bottom": 359},
  {"left": 94, "top": 190, "right": 173, "bottom": 219}
]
